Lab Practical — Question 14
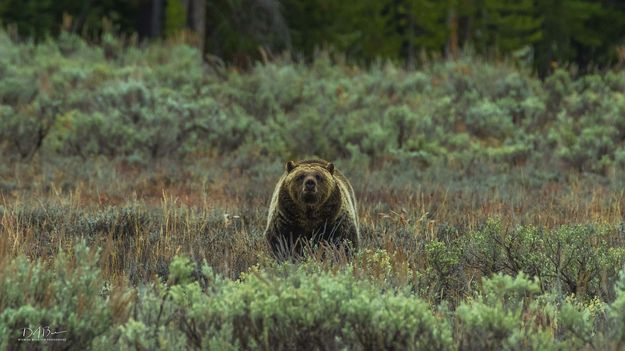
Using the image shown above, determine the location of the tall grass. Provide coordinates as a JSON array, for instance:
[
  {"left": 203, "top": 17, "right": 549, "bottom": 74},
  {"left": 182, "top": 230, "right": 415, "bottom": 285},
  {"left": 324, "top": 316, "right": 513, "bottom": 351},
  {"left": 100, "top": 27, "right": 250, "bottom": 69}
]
[{"left": 2, "top": 31, "right": 625, "bottom": 349}]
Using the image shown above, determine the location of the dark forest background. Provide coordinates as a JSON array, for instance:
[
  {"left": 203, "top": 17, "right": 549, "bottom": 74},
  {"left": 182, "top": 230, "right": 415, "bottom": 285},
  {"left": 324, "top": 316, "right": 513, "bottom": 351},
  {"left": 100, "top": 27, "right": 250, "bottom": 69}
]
[{"left": 1, "top": 0, "right": 625, "bottom": 76}]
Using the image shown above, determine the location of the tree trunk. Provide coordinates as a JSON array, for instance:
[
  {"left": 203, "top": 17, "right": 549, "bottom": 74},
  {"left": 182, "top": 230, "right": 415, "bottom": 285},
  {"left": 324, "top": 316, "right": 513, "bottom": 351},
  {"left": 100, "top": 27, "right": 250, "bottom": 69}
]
[
  {"left": 137, "top": 0, "right": 164, "bottom": 38},
  {"left": 151, "top": 0, "right": 164, "bottom": 37},
  {"left": 188, "top": 0, "right": 206, "bottom": 50},
  {"left": 406, "top": 15, "right": 416, "bottom": 68},
  {"left": 446, "top": 5, "right": 459, "bottom": 59}
]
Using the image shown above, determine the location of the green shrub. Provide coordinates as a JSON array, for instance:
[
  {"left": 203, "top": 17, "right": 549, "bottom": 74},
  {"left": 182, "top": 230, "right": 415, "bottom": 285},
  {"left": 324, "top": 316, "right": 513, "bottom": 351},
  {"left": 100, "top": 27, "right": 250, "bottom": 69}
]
[
  {"left": 466, "top": 100, "right": 514, "bottom": 139},
  {"left": 0, "top": 243, "right": 131, "bottom": 349},
  {"left": 609, "top": 267, "right": 625, "bottom": 348},
  {"left": 456, "top": 273, "right": 602, "bottom": 350},
  {"left": 424, "top": 240, "right": 463, "bottom": 302},
  {"left": 456, "top": 273, "right": 547, "bottom": 350},
  {"left": 117, "top": 258, "right": 454, "bottom": 350},
  {"left": 464, "top": 220, "right": 625, "bottom": 300},
  {"left": 0, "top": 226, "right": 623, "bottom": 349},
  {"left": 4, "top": 30, "right": 625, "bottom": 173}
]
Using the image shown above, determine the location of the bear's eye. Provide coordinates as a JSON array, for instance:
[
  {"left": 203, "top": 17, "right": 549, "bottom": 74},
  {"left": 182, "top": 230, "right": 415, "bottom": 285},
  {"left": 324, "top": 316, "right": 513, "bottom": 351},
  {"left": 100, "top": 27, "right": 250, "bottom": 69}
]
[
  {"left": 315, "top": 174, "right": 322, "bottom": 182},
  {"left": 296, "top": 174, "right": 306, "bottom": 181}
]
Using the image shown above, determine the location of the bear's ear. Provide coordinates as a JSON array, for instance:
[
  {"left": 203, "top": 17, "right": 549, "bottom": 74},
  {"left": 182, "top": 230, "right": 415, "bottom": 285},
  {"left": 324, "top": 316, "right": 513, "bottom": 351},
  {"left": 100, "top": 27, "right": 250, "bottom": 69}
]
[
  {"left": 326, "top": 162, "right": 335, "bottom": 175},
  {"left": 286, "top": 161, "right": 296, "bottom": 173}
]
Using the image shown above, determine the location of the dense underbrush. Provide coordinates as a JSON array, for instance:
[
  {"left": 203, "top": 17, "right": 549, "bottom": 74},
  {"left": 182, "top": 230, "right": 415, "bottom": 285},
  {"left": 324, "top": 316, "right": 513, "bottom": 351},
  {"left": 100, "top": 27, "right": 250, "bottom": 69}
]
[
  {"left": 2, "top": 165, "right": 625, "bottom": 350},
  {"left": 2, "top": 31, "right": 625, "bottom": 174},
  {"left": 2, "top": 241, "right": 625, "bottom": 350}
]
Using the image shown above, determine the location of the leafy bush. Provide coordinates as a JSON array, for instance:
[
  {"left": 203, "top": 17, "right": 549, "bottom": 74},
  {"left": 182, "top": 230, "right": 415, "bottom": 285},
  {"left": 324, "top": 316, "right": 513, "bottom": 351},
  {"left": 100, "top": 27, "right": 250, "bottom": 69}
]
[
  {"left": 464, "top": 220, "right": 625, "bottom": 299},
  {"left": 2, "top": 30, "right": 625, "bottom": 173},
  {"left": 547, "top": 72, "right": 625, "bottom": 173},
  {"left": 0, "top": 243, "right": 132, "bottom": 349},
  {"left": 609, "top": 267, "right": 625, "bottom": 348},
  {"left": 456, "top": 273, "right": 602, "bottom": 350},
  {"left": 2, "top": 233, "right": 625, "bottom": 349},
  {"left": 116, "top": 258, "right": 453, "bottom": 350}
]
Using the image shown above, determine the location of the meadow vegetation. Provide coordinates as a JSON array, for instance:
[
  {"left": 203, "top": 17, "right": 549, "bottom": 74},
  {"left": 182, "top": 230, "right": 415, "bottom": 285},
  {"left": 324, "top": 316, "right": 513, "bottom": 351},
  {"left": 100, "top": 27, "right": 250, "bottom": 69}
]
[{"left": 2, "top": 32, "right": 625, "bottom": 349}]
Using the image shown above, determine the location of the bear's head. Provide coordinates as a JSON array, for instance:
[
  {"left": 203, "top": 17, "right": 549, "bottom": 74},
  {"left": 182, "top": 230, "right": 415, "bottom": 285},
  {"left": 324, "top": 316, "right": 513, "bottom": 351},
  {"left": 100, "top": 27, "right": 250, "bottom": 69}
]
[{"left": 284, "top": 160, "right": 336, "bottom": 207}]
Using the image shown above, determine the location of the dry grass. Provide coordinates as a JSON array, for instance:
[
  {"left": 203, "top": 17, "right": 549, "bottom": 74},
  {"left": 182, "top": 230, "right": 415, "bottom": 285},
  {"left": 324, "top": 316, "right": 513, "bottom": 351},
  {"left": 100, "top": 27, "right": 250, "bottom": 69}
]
[{"left": 1, "top": 157, "right": 623, "bottom": 289}]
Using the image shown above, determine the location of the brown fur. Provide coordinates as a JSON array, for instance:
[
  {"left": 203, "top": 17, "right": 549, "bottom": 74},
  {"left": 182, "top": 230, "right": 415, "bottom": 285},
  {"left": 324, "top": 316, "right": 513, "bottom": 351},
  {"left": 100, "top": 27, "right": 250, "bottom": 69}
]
[{"left": 264, "top": 159, "right": 360, "bottom": 258}]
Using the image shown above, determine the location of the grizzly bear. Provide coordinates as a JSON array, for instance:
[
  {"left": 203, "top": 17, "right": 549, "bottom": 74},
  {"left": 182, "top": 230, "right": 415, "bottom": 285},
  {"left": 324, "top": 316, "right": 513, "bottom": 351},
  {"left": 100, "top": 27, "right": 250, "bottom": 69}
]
[{"left": 264, "top": 159, "right": 360, "bottom": 258}]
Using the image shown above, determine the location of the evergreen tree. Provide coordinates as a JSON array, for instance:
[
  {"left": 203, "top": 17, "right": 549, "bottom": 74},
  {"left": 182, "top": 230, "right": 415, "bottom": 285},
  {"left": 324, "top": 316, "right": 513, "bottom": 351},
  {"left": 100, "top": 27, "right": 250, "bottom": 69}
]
[
  {"left": 534, "top": 0, "right": 603, "bottom": 76},
  {"left": 0, "top": 0, "right": 140, "bottom": 40},
  {"left": 472, "top": 0, "right": 542, "bottom": 56},
  {"left": 282, "top": 0, "right": 395, "bottom": 62},
  {"left": 383, "top": 0, "right": 448, "bottom": 65},
  {"left": 164, "top": 0, "right": 186, "bottom": 37},
  {"left": 205, "top": 0, "right": 290, "bottom": 66},
  {"left": 1, "top": 0, "right": 625, "bottom": 72}
]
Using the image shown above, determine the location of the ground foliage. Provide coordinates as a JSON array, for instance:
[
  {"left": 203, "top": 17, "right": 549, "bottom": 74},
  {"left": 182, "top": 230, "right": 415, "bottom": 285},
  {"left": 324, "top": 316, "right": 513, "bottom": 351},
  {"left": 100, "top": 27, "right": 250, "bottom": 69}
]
[
  {"left": 2, "top": 32, "right": 625, "bottom": 174},
  {"left": 2, "top": 34, "right": 625, "bottom": 350}
]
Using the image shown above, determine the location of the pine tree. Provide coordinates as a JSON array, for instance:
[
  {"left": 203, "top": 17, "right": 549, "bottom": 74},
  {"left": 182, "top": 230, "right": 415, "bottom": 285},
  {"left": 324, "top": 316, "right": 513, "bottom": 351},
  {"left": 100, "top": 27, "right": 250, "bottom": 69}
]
[
  {"left": 534, "top": 0, "right": 603, "bottom": 76},
  {"left": 383, "top": 0, "right": 448, "bottom": 65},
  {"left": 282, "top": 0, "right": 395, "bottom": 62},
  {"left": 342, "top": 0, "right": 469, "bottom": 63},
  {"left": 164, "top": 0, "right": 186, "bottom": 37},
  {"left": 472, "top": 0, "right": 542, "bottom": 56},
  {"left": 205, "top": 0, "right": 290, "bottom": 66}
]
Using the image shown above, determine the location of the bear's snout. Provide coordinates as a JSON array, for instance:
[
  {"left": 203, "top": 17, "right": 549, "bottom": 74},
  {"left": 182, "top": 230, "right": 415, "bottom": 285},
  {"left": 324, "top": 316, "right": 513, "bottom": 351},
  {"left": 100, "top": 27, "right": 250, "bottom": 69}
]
[{"left": 304, "top": 178, "right": 317, "bottom": 192}]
